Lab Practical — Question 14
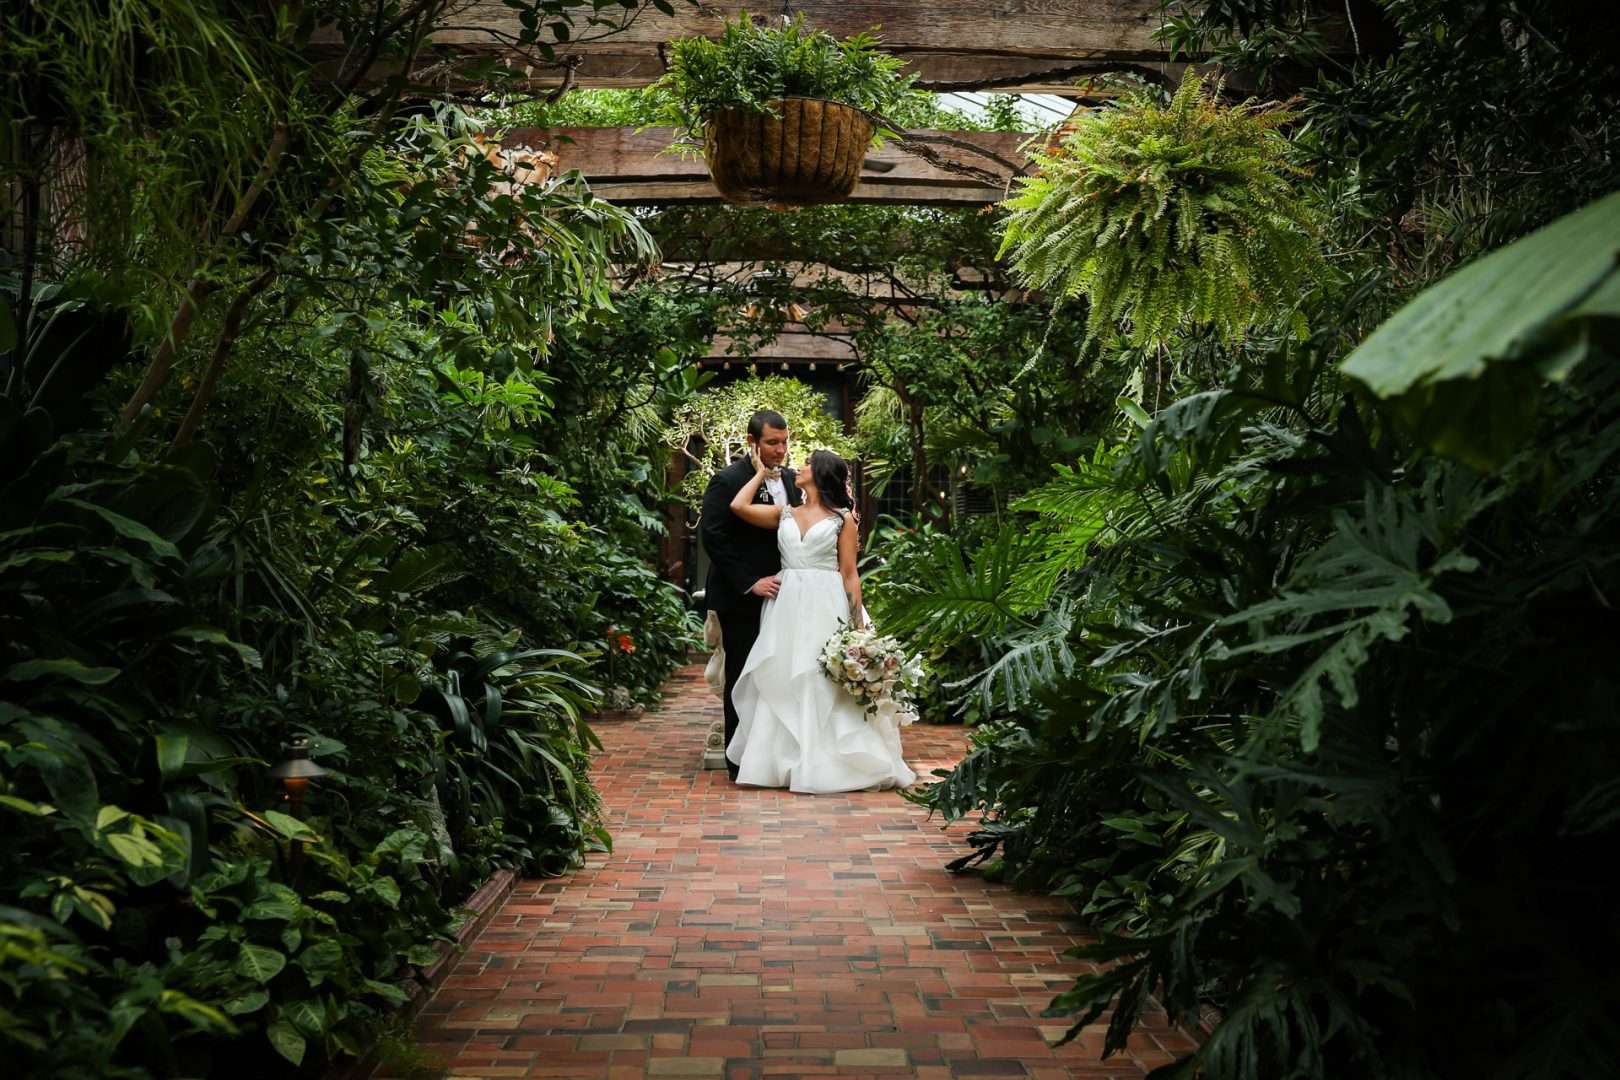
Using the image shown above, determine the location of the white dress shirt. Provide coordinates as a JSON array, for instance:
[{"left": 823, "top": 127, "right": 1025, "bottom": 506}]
[{"left": 764, "top": 473, "right": 788, "bottom": 507}]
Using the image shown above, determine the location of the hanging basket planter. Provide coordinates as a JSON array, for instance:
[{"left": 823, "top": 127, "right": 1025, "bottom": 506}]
[
  {"left": 651, "top": 14, "right": 912, "bottom": 209},
  {"left": 702, "top": 98, "right": 873, "bottom": 209}
]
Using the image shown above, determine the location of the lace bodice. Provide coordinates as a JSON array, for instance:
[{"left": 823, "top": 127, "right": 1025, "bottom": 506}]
[{"left": 778, "top": 507, "right": 843, "bottom": 572}]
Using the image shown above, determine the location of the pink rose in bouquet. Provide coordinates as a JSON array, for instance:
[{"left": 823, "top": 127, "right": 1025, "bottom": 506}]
[{"left": 818, "top": 623, "right": 922, "bottom": 723}]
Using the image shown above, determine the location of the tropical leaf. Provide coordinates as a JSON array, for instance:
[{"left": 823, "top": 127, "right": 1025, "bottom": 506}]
[
  {"left": 372, "top": 543, "right": 464, "bottom": 597},
  {"left": 296, "top": 939, "right": 344, "bottom": 985},
  {"left": 5, "top": 657, "right": 121, "bottom": 685},
  {"left": 168, "top": 625, "right": 263, "bottom": 668},
  {"left": 220, "top": 988, "right": 270, "bottom": 1017},
  {"left": 954, "top": 602, "right": 1078, "bottom": 712},
  {"left": 55, "top": 499, "right": 182, "bottom": 560},
  {"left": 266, "top": 1020, "right": 305, "bottom": 1066},
  {"left": 1340, "top": 188, "right": 1620, "bottom": 470},
  {"left": 234, "top": 943, "right": 287, "bottom": 983},
  {"left": 1209, "top": 482, "right": 1479, "bottom": 750},
  {"left": 869, "top": 525, "right": 1029, "bottom": 646},
  {"left": 282, "top": 997, "right": 327, "bottom": 1039}
]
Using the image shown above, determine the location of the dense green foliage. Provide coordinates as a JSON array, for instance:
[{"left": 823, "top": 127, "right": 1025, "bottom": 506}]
[
  {"left": 861, "top": 1, "right": 1620, "bottom": 1075},
  {"left": 8, "top": 0, "right": 1619, "bottom": 1075},
  {"left": 879, "top": 317, "right": 1620, "bottom": 1077},
  {"left": 642, "top": 191, "right": 1093, "bottom": 724},
  {"left": 504, "top": 85, "right": 1033, "bottom": 136},
  {"left": 647, "top": 13, "right": 916, "bottom": 150},
  {"left": 855, "top": 296, "right": 1092, "bottom": 519},
  {"left": 1, "top": 2, "right": 702, "bottom": 1075},
  {"left": 1340, "top": 189, "right": 1620, "bottom": 471}
]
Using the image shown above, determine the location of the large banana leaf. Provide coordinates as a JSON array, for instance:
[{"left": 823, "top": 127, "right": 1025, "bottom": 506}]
[{"left": 1340, "top": 188, "right": 1620, "bottom": 471}]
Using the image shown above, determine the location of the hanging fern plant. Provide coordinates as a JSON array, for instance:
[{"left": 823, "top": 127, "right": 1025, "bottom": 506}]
[{"left": 998, "top": 73, "right": 1320, "bottom": 347}]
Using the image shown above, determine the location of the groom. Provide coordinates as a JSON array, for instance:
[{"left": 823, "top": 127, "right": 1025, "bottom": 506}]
[{"left": 701, "top": 410, "right": 801, "bottom": 780}]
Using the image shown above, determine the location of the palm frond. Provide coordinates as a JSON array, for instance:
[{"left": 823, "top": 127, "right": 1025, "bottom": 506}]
[
  {"left": 952, "top": 601, "right": 1078, "bottom": 712},
  {"left": 869, "top": 525, "right": 1030, "bottom": 647}
]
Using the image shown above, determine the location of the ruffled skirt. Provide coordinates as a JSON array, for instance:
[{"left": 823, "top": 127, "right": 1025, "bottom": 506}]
[{"left": 727, "top": 567, "right": 916, "bottom": 793}]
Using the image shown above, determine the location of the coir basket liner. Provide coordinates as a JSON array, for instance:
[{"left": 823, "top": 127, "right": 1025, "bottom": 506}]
[{"left": 702, "top": 97, "right": 873, "bottom": 208}]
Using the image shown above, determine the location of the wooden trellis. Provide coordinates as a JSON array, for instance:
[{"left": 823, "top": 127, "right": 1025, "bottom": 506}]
[
  {"left": 360, "top": 1, "right": 1207, "bottom": 94},
  {"left": 498, "top": 126, "right": 1033, "bottom": 206},
  {"left": 311, "top": 2, "right": 1352, "bottom": 206}
]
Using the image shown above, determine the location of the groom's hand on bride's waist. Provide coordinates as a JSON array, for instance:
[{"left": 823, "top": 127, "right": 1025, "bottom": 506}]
[{"left": 749, "top": 576, "right": 782, "bottom": 599}]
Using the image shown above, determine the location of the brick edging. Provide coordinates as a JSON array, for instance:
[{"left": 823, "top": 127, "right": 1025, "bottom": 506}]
[
  {"left": 323, "top": 866, "right": 519, "bottom": 1080},
  {"left": 414, "top": 866, "right": 518, "bottom": 997}
]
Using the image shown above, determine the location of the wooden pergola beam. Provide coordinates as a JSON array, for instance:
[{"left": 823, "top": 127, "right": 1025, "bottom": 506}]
[
  {"left": 648, "top": 262, "right": 1029, "bottom": 305},
  {"left": 502, "top": 125, "right": 1032, "bottom": 205},
  {"left": 708, "top": 330, "right": 859, "bottom": 365},
  {"left": 392, "top": 1, "right": 1209, "bottom": 93}
]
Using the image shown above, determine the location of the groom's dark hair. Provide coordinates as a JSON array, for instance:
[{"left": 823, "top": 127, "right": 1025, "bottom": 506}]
[{"left": 747, "top": 409, "right": 788, "bottom": 440}]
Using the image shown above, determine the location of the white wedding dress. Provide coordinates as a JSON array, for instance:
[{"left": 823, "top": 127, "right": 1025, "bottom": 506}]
[{"left": 727, "top": 507, "right": 917, "bottom": 793}]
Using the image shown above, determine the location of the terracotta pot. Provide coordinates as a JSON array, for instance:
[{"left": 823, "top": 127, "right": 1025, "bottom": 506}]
[{"left": 702, "top": 97, "right": 873, "bottom": 209}]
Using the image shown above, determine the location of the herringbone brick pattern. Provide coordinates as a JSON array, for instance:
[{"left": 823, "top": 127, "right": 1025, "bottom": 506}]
[{"left": 403, "top": 665, "right": 1194, "bottom": 1078}]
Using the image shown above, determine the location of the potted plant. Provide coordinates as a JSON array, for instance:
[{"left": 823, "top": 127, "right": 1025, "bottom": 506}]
[
  {"left": 998, "top": 73, "right": 1321, "bottom": 348},
  {"left": 647, "top": 13, "right": 915, "bottom": 208}
]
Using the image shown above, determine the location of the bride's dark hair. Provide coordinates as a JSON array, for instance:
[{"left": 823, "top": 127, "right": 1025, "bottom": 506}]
[{"left": 809, "top": 449, "right": 853, "bottom": 512}]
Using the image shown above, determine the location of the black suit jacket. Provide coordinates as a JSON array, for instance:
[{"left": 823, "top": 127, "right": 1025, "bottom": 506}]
[{"left": 700, "top": 460, "right": 801, "bottom": 614}]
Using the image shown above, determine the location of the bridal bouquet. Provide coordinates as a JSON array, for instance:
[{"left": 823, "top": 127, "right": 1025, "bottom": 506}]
[{"left": 819, "top": 623, "right": 922, "bottom": 725}]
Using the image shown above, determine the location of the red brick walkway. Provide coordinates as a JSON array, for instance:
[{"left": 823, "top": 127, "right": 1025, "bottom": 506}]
[{"left": 406, "top": 665, "right": 1194, "bottom": 1078}]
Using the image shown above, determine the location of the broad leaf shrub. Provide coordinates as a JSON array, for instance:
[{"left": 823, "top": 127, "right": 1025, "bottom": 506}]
[
  {"left": 0, "top": 425, "right": 445, "bottom": 1076},
  {"left": 888, "top": 346, "right": 1620, "bottom": 1076},
  {"left": 866, "top": 3, "right": 1620, "bottom": 1071},
  {"left": 861, "top": 515, "right": 1037, "bottom": 727},
  {"left": 2, "top": 20, "right": 702, "bottom": 1080},
  {"left": 0, "top": 304, "right": 699, "bottom": 1076},
  {"left": 872, "top": 203, "right": 1620, "bottom": 1080}
]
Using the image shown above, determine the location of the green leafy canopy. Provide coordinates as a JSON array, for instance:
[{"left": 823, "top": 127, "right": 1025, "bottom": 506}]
[{"left": 665, "top": 372, "right": 855, "bottom": 507}]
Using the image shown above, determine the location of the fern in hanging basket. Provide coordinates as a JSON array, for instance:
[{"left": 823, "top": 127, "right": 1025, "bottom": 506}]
[
  {"left": 645, "top": 14, "right": 914, "bottom": 207},
  {"left": 998, "top": 73, "right": 1320, "bottom": 347},
  {"left": 648, "top": 13, "right": 915, "bottom": 152}
]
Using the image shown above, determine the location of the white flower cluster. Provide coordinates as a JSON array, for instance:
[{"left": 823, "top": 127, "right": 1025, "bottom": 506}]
[{"left": 818, "top": 623, "right": 923, "bottom": 725}]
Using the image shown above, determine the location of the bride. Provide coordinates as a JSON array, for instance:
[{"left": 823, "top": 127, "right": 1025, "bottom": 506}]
[{"left": 725, "top": 447, "right": 916, "bottom": 793}]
